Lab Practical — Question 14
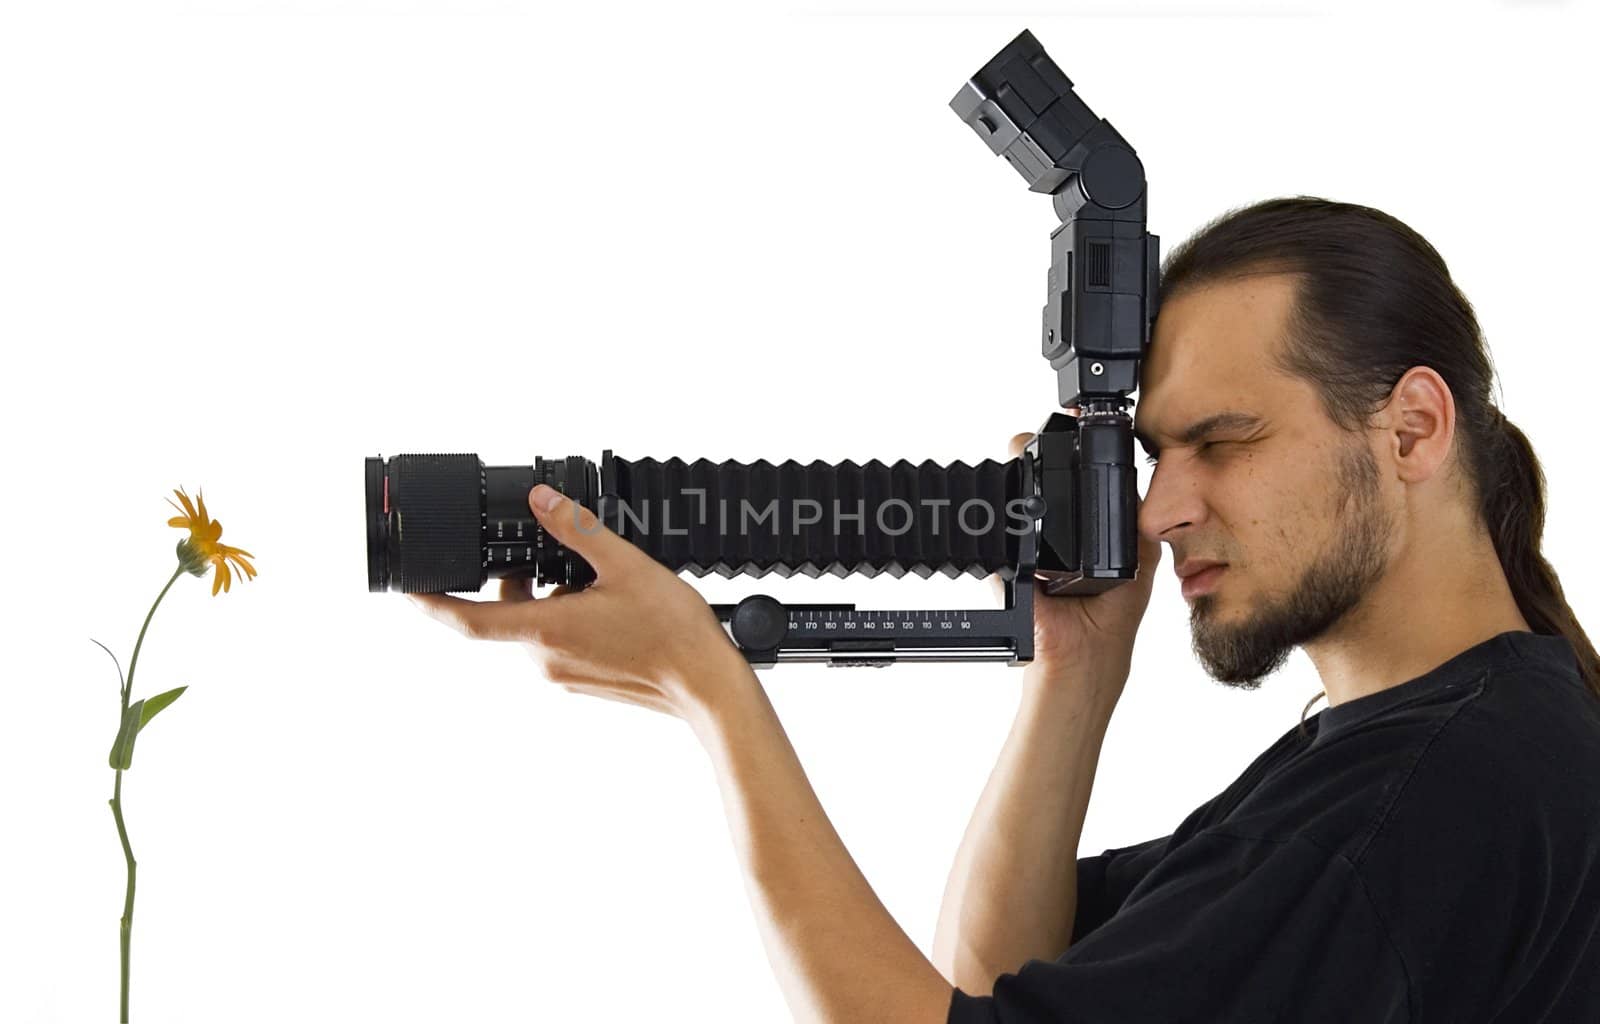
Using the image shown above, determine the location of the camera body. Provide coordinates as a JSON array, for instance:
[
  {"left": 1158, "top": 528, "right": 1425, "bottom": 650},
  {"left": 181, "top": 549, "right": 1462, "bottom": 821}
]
[{"left": 1030, "top": 409, "right": 1141, "bottom": 598}]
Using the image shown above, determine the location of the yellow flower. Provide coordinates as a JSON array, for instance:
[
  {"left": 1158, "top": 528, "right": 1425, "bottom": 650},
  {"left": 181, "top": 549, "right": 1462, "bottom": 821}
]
[{"left": 167, "top": 487, "right": 257, "bottom": 596}]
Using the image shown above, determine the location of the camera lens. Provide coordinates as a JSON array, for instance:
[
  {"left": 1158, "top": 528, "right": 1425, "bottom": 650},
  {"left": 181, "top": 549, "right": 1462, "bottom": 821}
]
[{"left": 365, "top": 453, "right": 600, "bottom": 594}]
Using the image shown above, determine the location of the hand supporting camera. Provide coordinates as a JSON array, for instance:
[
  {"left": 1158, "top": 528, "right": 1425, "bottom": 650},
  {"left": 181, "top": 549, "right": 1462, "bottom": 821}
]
[
  {"left": 1002, "top": 423, "right": 1162, "bottom": 694},
  {"left": 408, "top": 483, "right": 750, "bottom": 731}
]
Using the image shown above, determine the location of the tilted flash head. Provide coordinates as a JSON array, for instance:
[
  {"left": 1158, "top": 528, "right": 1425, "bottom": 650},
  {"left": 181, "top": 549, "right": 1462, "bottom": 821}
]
[{"left": 949, "top": 28, "right": 1158, "bottom": 599}]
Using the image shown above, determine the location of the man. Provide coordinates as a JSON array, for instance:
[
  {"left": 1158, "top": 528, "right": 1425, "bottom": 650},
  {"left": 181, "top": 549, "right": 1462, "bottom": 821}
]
[
  {"left": 935, "top": 197, "right": 1600, "bottom": 1023},
  {"left": 411, "top": 197, "right": 1600, "bottom": 1022}
]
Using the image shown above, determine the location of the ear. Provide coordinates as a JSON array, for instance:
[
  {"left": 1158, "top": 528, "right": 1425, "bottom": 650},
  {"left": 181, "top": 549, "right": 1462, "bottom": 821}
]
[{"left": 1378, "top": 366, "right": 1456, "bottom": 484}]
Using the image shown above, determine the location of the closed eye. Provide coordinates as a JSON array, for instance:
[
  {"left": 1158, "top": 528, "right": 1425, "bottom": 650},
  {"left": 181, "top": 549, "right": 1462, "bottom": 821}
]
[{"left": 1144, "top": 440, "right": 1222, "bottom": 467}]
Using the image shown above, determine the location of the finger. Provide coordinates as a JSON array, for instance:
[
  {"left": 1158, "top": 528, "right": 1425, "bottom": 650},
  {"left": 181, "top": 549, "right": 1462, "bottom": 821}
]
[
  {"left": 1141, "top": 531, "right": 1163, "bottom": 569},
  {"left": 499, "top": 576, "right": 535, "bottom": 603},
  {"left": 407, "top": 590, "right": 555, "bottom": 643},
  {"left": 528, "top": 485, "right": 634, "bottom": 577},
  {"left": 1137, "top": 526, "right": 1164, "bottom": 578},
  {"left": 1008, "top": 432, "right": 1035, "bottom": 458},
  {"left": 1131, "top": 495, "right": 1163, "bottom": 581}
]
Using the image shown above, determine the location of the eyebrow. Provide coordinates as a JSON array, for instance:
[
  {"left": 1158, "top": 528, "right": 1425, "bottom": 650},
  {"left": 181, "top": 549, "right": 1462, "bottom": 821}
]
[{"left": 1133, "top": 411, "right": 1265, "bottom": 458}]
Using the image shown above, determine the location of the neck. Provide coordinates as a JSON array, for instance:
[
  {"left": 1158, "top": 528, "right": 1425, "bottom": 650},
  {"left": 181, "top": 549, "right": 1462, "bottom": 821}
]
[{"left": 1304, "top": 518, "right": 1532, "bottom": 707}]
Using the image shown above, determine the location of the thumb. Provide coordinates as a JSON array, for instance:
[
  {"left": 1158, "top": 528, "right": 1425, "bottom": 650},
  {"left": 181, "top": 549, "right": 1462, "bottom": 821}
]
[
  {"left": 529, "top": 484, "right": 630, "bottom": 575},
  {"left": 1133, "top": 498, "right": 1163, "bottom": 584}
]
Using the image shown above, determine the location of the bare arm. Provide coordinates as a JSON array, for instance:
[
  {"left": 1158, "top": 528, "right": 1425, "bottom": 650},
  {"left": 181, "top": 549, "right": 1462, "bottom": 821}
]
[
  {"left": 931, "top": 659, "right": 1122, "bottom": 994},
  {"left": 929, "top": 425, "right": 1161, "bottom": 997},
  {"left": 694, "top": 657, "right": 956, "bottom": 1024}
]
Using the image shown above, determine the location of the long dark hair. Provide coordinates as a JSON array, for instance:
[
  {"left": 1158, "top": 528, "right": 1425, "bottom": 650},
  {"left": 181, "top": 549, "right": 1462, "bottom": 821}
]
[{"left": 1159, "top": 196, "right": 1598, "bottom": 699}]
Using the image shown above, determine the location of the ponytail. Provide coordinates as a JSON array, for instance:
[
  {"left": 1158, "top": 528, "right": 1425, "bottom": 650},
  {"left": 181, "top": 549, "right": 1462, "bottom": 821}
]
[{"left": 1482, "top": 412, "right": 1600, "bottom": 698}]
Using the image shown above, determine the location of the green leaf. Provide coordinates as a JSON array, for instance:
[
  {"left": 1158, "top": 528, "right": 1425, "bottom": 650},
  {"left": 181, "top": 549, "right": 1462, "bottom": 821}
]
[
  {"left": 109, "top": 700, "right": 144, "bottom": 771},
  {"left": 107, "top": 687, "right": 187, "bottom": 771},
  {"left": 139, "top": 686, "right": 186, "bottom": 731}
]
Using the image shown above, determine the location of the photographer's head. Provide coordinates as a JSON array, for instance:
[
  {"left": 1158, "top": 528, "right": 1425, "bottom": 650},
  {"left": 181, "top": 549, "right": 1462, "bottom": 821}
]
[{"left": 1132, "top": 197, "right": 1597, "bottom": 698}]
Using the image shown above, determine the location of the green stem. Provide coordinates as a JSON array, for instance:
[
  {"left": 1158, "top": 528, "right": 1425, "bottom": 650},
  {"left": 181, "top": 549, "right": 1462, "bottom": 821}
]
[
  {"left": 109, "top": 770, "right": 136, "bottom": 1024},
  {"left": 109, "top": 564, "right": 183, "bottom": 1023},
  {"left": 123, "top": 566, "right": 183, "bottom": 709}
]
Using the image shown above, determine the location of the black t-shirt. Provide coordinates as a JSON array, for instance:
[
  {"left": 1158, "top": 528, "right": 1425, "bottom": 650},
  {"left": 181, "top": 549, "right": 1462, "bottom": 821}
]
[{"left": 947, "top": 630, "right": 1600, "bottom": 1023}]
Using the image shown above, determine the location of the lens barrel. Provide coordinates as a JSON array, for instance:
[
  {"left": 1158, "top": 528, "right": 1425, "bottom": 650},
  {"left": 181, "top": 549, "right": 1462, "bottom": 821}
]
[{"left": 366, "top": 454, "right": 600, "bottom": 593}]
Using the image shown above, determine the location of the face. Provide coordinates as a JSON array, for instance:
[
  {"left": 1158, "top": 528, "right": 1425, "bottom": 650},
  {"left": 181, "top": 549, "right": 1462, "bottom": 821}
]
[{"left": 1134, "top": 273, "right": 1395, "bottom": 688}]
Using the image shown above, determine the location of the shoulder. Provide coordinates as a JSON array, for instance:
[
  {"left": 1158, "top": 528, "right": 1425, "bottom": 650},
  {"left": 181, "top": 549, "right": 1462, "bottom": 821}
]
[
  {"left": 1348, "top": 650, "right": 1600, "bottom": 1010},
  {"left": 1209, "top": 683, "right": 1482, "bottom": 860},
  {"left": 1370, "top": 651, "right": 1600, "bottom": 862},
  {"left": 1215, "top": 640, "right": 1600, "bottom": 864}
]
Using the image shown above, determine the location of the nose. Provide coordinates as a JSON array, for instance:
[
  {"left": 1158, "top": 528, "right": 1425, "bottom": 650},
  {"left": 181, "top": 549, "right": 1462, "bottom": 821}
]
[{"left": 1137, "top": 460, "right": 1207, "bottom": 546}]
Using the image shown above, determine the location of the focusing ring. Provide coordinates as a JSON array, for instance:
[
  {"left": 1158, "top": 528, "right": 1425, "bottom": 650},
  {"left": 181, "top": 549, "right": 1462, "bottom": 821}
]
[{"left": 390, "top": 454, "right": 484, "bottom": 593}]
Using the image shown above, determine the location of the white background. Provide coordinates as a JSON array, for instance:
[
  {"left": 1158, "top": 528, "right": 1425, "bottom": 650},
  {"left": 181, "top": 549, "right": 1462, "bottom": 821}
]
[{"left": 3, "top": 1, "right": 1595, "bottom": 1021}]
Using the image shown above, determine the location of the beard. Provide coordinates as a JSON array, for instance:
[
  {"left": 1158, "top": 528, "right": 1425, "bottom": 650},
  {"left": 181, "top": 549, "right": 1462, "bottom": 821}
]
[{"left": 1189, "top": 439, "right": 1392, "bottom": 689}]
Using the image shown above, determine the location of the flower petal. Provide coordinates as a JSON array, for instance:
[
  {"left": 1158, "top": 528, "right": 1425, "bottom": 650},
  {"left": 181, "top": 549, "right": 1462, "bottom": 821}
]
[
  {"left": 196, "top": 490, "right": 209, "bottom": 526},
  {"left": 168, "top": 516, "right": 189, "bottom": 529},
  {"left": 173, "top": 489, "right": 198, "bottom": 521},
  {"left": 210, "top": 563, "right": 223, "bottom": 596},
  {"left": 216, "top": 558, "right": 232, "bottom": 593}
]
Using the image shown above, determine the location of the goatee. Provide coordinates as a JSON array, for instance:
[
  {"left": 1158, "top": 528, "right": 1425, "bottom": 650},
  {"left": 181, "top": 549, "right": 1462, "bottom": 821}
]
[{"left": 1190, "top": 440, "right": 1391, "bottom": 688}]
